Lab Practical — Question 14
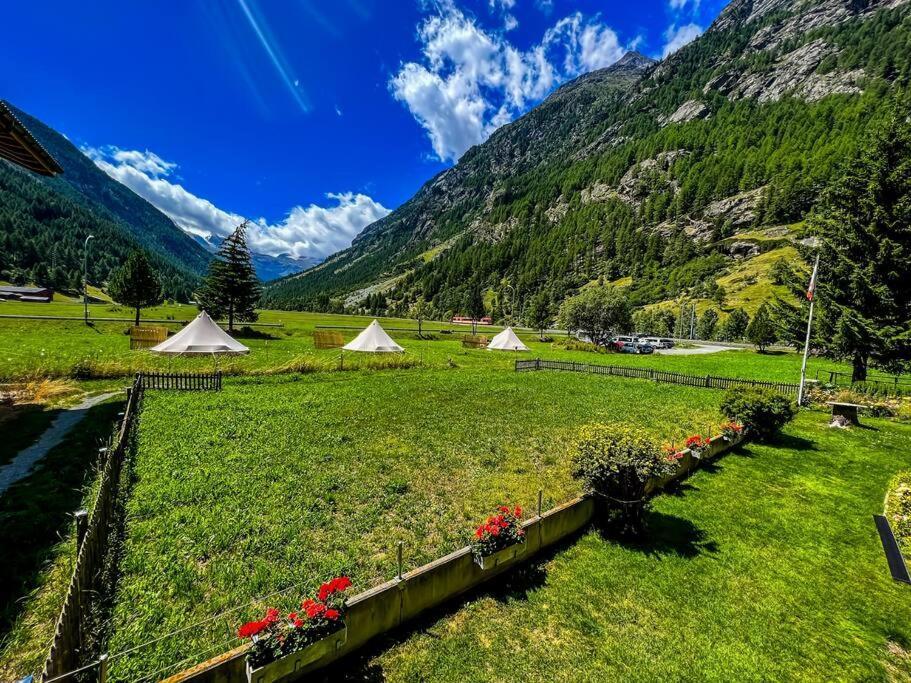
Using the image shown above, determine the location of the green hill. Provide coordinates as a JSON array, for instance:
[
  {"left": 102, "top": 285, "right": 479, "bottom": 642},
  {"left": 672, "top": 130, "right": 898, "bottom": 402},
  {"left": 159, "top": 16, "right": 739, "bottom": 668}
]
[
  {"left": 262, "top": 0, "right": 911, "bottom": 319},
  {"left": 0, "top": 104, "right": 210, "bottom": 300}
]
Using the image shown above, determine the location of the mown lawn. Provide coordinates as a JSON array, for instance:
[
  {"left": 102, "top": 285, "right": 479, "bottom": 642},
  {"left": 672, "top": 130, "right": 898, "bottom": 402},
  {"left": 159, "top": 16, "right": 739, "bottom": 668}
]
[
  {"left": 103, "top": 369, "right": 727, "bottom": 681},
  {"left": 0, "top": 301, "right": 848, "bottom": 383},
  {"left": 352, "top": 412, "right": 911, "bottom": 682}
]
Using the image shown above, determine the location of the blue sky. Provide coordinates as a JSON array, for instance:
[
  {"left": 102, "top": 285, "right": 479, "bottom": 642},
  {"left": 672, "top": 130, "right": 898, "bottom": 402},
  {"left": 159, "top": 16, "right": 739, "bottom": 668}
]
[{"left": 1, "top": 0, "right": 727, "bottom": 262}]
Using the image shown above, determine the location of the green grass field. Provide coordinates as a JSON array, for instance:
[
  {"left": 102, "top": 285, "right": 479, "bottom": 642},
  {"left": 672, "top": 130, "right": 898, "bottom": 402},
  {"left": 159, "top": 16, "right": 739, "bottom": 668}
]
[
  {"left": 1, "top": 303, "right": 906, "bottom": 682},
  {"left": 0, "top": 300, "right": 849, "bottom": 383},
  {"left": 354, "top": 412, "right": 911, "bottom": 682},
  {"left": 103, "top": 370, "right": 726, "bottom": 681}
]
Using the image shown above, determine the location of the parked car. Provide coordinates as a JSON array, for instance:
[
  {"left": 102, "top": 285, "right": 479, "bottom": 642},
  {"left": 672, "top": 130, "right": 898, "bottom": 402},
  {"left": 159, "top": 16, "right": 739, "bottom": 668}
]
[
  {"left": 641, "top": 337, "right": 675, "bottom": 349},
  {"left": 637, "top": 342, "right": 655, "bottom": 354},
  {"left": 609, "top": 335, "right": 634, "bottom": 352}
]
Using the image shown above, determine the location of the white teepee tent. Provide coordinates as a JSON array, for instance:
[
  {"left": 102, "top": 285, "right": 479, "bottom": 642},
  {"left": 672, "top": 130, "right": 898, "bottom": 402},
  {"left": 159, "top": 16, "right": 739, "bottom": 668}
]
[
  {"left": 487, "top": 326, "right": 529, "bottom": 352},
  {"left": 343, "top": 320, "right": 404, "bottom": 353},
  {"left": 150, "top": 311, "right": 249, "bottom": 355}
]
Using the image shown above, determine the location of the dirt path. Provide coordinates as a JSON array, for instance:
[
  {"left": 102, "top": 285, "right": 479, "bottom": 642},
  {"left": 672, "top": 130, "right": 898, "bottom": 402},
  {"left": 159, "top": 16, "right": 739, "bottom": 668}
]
[{"left": 0, "top": 392, "right": 119, "bottom": 496}]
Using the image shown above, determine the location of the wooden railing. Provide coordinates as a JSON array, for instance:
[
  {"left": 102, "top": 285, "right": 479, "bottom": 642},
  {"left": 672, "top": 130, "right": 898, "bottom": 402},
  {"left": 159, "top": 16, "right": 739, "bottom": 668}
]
[
  {"left": 137, "top": 371, "right": 222, "bottom": 391},
  {"left": 41, "top": 377, "right": 144, "bottom": 681},
  {"left": 516, "top": 359, "right": 799, "bottom": 395}
]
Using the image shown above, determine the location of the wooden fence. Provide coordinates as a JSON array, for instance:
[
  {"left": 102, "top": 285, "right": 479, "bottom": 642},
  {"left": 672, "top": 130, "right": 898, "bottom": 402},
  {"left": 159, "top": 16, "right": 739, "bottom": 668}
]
[
  {"left": 137, "top": 371, "right": 222, "bottom": 391},
  {"left": 823, "top": 370, "right": 909, "bottom": 397},
  {"left": 516, "top": 358, "right": 799, "bottom": 395},
  {"left": 41, "top": 378, "right": 144, "bottom": 681},
  {"left": 313, "top": 330, "right": 344, "bottom": 349},
  {"left": 129, "top": 326, "right": 168, "bottom": 350}
]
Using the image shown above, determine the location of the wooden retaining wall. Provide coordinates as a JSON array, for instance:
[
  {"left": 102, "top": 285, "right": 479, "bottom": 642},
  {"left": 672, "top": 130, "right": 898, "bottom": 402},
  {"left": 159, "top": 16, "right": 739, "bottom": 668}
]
[
  {"left": 41, "top": 378, "right": 144, "bottom": 680},
  {"left": 162, "top": 434, "right": 740, "bottom": 683},
  {"left": 517, "top": 358, "right": 799, "bottom": 395}
]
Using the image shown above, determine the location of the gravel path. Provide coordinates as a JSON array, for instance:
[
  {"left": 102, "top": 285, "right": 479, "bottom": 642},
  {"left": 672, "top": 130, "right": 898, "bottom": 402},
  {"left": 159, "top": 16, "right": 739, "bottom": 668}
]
[
  {"left": 0, "top": 392, "right": 119, "bottom": 496},
  {"left": 657, "top": 344, "right": 732, "bottom": 356}
]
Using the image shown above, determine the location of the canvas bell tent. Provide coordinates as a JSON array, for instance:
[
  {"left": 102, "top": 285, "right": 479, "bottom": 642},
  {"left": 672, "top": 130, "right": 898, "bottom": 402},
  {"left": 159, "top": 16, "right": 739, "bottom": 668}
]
[
  {"left": 342, "top": 320, "right": 404, "bottom": 353},
  {"left": 487, "top": 327, "right": 529, "bottom": 352},
  {"left": 150, "top": 311, "right": 249, "bottom": 355}
]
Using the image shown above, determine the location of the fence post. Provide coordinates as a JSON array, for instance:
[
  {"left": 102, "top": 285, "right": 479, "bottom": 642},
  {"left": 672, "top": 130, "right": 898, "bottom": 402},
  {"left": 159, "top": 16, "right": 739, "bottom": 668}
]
[
  {"left": 705, "top": 375, "right": 711, "bottom": 388},
  {"left": 397, "top": 541, "right": 404, "bottom": 580},
  {"left": 74, "top": 509, "right": 88, "bottom": 549},
  {"left": 98, "top": 653, "right": 109, "bottom": 683},
  {"left": 537, "top": 490, "right": 543, "bottom": 519}
]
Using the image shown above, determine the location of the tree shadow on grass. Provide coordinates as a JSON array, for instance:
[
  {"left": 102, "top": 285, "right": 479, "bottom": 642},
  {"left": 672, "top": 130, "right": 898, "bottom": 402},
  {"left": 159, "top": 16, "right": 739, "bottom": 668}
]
[
  {"left": 602, "top": 511, "right": 718, "bottom": 559},
  {"left": 767, "top": 432, "right": 816, "bottom": 452}
]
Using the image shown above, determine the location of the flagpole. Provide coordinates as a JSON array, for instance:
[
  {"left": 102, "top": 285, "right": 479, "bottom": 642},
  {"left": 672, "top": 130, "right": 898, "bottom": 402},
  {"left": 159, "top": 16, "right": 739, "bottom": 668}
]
[{"left": 797, "top": 253, "right": 820, "bottom": 407}]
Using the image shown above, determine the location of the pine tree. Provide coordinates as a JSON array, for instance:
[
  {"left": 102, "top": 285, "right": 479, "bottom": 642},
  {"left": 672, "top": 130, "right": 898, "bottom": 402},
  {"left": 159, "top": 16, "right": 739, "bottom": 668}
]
[
  {"left": 746, "top": 303, "right": 776, "bottom": 352},
  {"left": 197, "top": 221, "right": 261, "bottom": 331},
  {"left": 696, "top": 308, "right": 719, "bottom": 340},
  {"left": 811, "top": 109, "right": 911, "bottom": 381},
  {"left": 108, "top": 250, "right": 164, "bottom": 326},
  {"left": 525, "top": 291, "right": 551, "bottom": 339}
]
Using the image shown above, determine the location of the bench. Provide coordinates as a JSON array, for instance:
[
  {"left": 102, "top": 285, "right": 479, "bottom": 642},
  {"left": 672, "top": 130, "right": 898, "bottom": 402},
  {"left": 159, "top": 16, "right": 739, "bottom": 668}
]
[{"left": 826, "top": 401, "right": 869, "bottom": 425}]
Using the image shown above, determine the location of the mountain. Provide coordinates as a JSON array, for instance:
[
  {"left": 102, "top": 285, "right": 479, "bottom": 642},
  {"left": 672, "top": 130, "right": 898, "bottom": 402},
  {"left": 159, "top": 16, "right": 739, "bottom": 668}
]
[
  {"left": 262, "top": 0, "right": 911, "bottom": 320},
  {"left": 192, "top": 233, "right": 319, "bottom": 282},
  {"left": 0, "top": 103, "right": 210, "bottom": 300}
]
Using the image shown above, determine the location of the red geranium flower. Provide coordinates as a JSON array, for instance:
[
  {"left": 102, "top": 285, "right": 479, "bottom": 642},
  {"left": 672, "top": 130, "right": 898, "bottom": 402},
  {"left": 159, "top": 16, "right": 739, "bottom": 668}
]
[
  {"left": 237, "top": 619, "right": 268, "bottom": 639},
  {"left": 324, "top": 609, "right": 340, "bottom": 621}
]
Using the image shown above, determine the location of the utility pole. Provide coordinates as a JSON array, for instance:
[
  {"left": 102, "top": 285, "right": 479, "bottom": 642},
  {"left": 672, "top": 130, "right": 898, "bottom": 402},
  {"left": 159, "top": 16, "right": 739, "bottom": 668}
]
[
  {"left": 797, "top": 253, "right": 821, "bottom": 407},
  {"left": 83, "top": 234, "right": 95, "bottom": 325}
]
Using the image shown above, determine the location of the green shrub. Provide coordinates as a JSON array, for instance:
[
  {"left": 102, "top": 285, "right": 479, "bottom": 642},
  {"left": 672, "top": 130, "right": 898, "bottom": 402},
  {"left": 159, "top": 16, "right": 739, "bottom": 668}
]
[
  {"left": 720, "top": 387, "right": 796, "bottom": 442},
  {"left": 572, "top": 423, "right": 676, "bottom": 537}
]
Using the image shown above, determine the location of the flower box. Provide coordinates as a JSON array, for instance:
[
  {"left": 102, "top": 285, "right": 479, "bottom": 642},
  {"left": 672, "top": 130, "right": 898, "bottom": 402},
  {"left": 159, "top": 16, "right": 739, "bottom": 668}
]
[
  {"left": 246, "top": 625, "right": 347, "bottom": 683},
  {"left": 474, "top": 539, "right": 526, "bottom": 570}
]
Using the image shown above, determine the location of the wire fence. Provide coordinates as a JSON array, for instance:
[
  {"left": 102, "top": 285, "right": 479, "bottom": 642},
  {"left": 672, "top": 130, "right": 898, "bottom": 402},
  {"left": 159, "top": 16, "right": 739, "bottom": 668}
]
[
  {"left": 41, "top": 377, "right": 144, "bottom": 681},
  {"left": 516, "top": 358, "right": 800, "bottom": 396}
]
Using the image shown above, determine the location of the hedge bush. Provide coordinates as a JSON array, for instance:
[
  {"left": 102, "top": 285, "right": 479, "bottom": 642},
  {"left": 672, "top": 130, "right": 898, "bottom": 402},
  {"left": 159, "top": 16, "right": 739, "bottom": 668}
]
[
  {"left": 720, "top": 387, "right": 796, "bottom": 442},
  {"left": 572, "top": 423, "right": 676, "bottom": 537}
]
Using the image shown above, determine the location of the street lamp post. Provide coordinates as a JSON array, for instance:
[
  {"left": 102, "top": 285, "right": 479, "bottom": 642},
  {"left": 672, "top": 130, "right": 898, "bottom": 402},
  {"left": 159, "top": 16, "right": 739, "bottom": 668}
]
[{"left": 83, "top": 234, "right": 94, "bottom": 325}]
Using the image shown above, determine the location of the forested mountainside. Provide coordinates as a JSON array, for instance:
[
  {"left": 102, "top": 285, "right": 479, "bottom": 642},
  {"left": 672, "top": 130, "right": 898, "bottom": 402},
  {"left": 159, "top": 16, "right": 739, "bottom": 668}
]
[
  {"left": 0, "top": 104, "right": 210, "bottom": 300},
  {"left": 262, "top": 0, "right": 911, "bottom": 321}
]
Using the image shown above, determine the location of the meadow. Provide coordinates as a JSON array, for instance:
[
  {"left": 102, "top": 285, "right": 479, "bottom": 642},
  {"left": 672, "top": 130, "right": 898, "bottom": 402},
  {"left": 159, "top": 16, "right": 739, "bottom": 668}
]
[
  {"left": 2, "top": 301, "right": 906, "bottom": 682},
  {"left": 0, "top": 300, "right": 850, "bottom": 383},
  {"left": 103, "top": 370, "right": 727, "bottom": 681},
  {"left": 357, "top": 412, "right": 911, "bottom": 681}
]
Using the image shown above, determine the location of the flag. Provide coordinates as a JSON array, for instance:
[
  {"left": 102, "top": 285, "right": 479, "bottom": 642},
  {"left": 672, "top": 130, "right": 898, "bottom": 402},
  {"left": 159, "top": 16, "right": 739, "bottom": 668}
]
[{"left": 806, "top": 257, "right": 819, "bottom": 301}]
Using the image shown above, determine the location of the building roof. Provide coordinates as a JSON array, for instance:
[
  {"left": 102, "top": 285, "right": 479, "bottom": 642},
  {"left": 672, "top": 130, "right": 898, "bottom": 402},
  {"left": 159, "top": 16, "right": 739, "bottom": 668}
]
[
  {"left": 0, "top": 101, "right": 63, "bottom": 176},
  {"left": 0, "top": 285, "right": 52, "bottom": 294}
]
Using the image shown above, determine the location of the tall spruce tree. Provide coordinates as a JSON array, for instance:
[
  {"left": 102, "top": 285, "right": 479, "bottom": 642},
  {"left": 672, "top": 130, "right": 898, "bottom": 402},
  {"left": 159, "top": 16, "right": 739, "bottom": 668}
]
[
  {"left": 811, "top": 108, "right": 911, "bottom": 381},
  {"left": 108, "top": 250, "right": 163, "bottom": 326},
  {"left": 746, "top": 303, "right": 776, "bottom": 353},
  {"left": 197, "top": 221, "right": 261, "bottom": 331}
]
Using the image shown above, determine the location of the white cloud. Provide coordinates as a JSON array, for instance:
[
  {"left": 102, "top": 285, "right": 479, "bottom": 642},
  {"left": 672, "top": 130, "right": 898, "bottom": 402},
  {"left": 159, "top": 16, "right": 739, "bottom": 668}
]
[
  {"left": 662, "top": 23, "right": 703, "bottom": 57},
  {"left": 390, "top": 7, "right": 632, "bottom": 162},
  {"left": 83, "top": 146, "right": 390, "bottom": 260},
  {"left": 668, "top": 0, "right": 701, "bottom": 11}
]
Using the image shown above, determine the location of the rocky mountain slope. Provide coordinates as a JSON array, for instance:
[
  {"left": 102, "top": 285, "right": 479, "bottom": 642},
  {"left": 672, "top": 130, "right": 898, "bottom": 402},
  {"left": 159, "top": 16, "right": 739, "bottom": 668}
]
[{"left": 262, "top": 0, "right": 911, "bottom": 319}]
